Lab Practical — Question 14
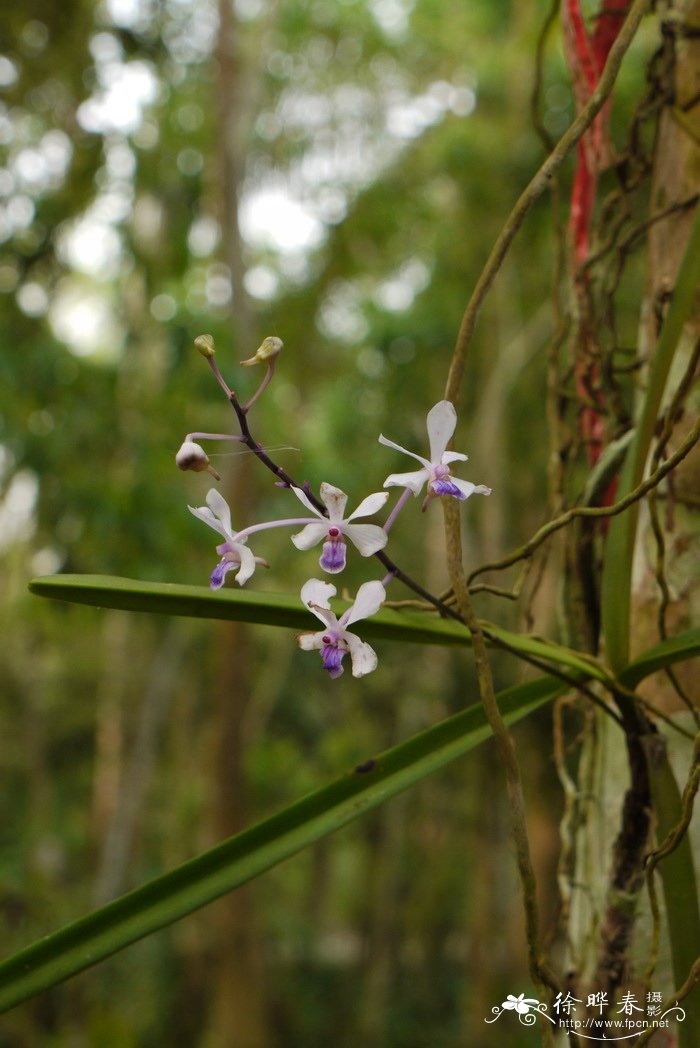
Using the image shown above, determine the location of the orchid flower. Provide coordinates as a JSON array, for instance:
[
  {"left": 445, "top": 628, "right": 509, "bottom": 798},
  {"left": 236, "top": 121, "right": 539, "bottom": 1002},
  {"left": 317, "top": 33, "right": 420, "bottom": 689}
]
[
  {"left": 298, "top": 578, "right": 385, "bottom": 678},
  {"left": 379, "top": 400, "right": 491, "bottom": 505},
  {"left": 188, "top": 489, "right": 266, "bottom": 588},
  {"left": 290, "top": 482, "right": 389, "bottom": 574}
]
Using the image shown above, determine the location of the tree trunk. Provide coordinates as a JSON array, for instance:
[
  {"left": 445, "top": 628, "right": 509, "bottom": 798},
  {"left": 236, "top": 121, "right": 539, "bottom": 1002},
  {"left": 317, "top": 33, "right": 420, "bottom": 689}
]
[
  {"left": 566, "top": 0, "right": 700, "bottom": 1022},
  {"left": 199, "top": 3, "right": 268, "bottom": 1044}
]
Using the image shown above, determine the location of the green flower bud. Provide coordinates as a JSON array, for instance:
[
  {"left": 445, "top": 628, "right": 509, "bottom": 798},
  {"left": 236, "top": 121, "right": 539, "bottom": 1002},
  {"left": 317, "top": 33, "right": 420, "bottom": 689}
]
[
  {"left": 241, "top": 335, "right": 283, "bottom": 366},
  {"left": 194, "top": 334, "right": 216, "bottom": 359}
]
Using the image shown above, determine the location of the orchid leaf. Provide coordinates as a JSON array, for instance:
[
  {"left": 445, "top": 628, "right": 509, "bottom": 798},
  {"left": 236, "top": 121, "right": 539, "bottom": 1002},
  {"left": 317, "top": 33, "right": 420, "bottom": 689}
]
[
  {"left": 29, "top": 573, "right": 470, "bottom": 646},
  {"left": 22, "top": 576, "right": 700, "bottom": 1019},
  {"left": 30, "top": 576, "right": 700, "bottom": 683},
  {"left": 0, "top": 674, "right": 564, "bottom": 1013},
  {"left": 25, "top": 574, "right": 611, "bottom": 681},
  {"left": 620, "top": 627, "right": 700, "bottom": 689}
]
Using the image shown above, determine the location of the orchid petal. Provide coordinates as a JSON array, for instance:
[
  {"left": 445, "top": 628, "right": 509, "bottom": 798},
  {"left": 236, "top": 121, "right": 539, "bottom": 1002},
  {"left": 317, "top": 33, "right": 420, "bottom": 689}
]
[
  {"left": 300, "top": 579, "right": 339, "bottom": 627},
  {"left": 291, "top": 522, "right": 328, "bottom": 551},
  {"left": 189, "top": 503, "right": 229, "bottom": 540},
  {"left": 343, "top": 523, "right": 388, "bottom": 557},
  {"left": 206, "top": 488, "right": 234, "bottom": 534},
  {"left": 343, "top": 579, "right": 386, "bottom": 627},
  {"left": 319, "top": 482, "right": 348, "bottom": 523},
  {"left": 344, "top": 633, "right": 378, "bottom": 677},
  {"left": 232, "top": 543, "right": 257, "bottom": 586},
  {"left": 452, "top": 478, "right": 491, "bottom": 499},
  {"left": 441, "top": 450, "right": 469, "bottom": 464},
  {"left": 346, "top": 490, "right": 389, "bottom": 522},
  {"left": 297, "top": 631, "right": 324, "bottom": 652},
  {"left": 301, "top": 578, "right": 336, "bottom": 609},
  {"left": 378, "top": 433, "right": 431, "bottom": 468},
  {"left": 426, "top": 400, "right": 457, "bottom": 463},
  {"left": 383, "top": 468, "right": 429, "bottom": 495},
  {"left": 290, "top": 486, "right": 323, "bottom": 518},
  {"left": 306, "top": 603, "right": 338, "bottom": 628}
]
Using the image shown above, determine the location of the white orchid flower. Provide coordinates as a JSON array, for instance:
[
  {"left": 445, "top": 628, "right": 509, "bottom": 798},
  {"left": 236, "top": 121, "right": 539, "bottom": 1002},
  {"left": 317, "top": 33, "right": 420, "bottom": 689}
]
[
  {"left": 297, "top": 578, "right": 386, "bottom": 678},
  {"left": 188, "top": 488, "right": 266, "bottom": 588},
  {"left": 379, "top": 400, "right": 491, "bottom": 505},
  {"left": 290, "top": 482, "right": 389, "bottom": 574}
]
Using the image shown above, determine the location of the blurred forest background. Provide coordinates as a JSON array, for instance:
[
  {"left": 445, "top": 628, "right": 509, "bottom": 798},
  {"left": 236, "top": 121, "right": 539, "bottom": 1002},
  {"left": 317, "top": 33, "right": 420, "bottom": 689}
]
[{"left": 0, "top": 0, "right": 692, "bottom": 1045}]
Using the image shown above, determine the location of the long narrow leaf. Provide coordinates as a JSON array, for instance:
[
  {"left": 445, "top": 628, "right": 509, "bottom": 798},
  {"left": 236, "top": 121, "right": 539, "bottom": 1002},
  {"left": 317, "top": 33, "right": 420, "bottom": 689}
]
[
  {"left": 29, "top": 574, "right": 470, "bottom": 647},
  {"left": 19, "top": 577, "right": 700, "bottom": 1017},
  {"left": 29, "top": 574, "right": 612, "bottom": 679},
  {"left": 620, "top": 627, "right": 700, "bottom": 688},
  {"left": 0, "top": 675, "right": 564, "bottom": 1013}
]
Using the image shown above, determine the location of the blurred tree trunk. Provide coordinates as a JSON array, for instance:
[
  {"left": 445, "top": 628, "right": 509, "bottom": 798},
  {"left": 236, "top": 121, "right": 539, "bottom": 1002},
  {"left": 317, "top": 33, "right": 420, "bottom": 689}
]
[
  {"left": 356, "top": 738, "right": 406, "bottom": 1047},
  {"left": 625, "top": 0, "right": 700, "bottom": 1000},
  {"left": 631, "top": 0, "right": 700, "bottom": 711},
  {"left": 202, "top": 614, "right": 268, "bottom": 1048},
  {"left": 93, "top": 623, "right": 186, "bottom": 904},
  {"left": 200, "top": 2, "right": 268, "bottom": 1046}
]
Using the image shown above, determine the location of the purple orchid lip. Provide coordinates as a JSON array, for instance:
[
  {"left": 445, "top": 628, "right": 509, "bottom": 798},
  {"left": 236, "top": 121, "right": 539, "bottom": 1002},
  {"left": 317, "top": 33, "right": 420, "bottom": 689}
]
[
  {"left": 210, "top": 558, "right": 232, "bottom": 589},
  {"left": 430, "top": 478, "right": 465, "bottom": 499},
  {"left": 321, "top": 643, "right": 345, "bottom": 678},
  {"left": 320, "top": 538, "right": 347, "bottom": 573}
]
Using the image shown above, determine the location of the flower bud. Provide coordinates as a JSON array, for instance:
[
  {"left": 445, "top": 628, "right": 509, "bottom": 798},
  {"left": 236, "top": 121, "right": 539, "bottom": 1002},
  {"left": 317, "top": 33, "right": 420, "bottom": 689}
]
[
  {"left": 194, "top": 334, "right": 216, "bottom": 359},
  {"left": 240, "top": 335, "right": 283, "bottom": 367},
  {"left": 176, "top": 441, "right": 221, "bottom": 481}
]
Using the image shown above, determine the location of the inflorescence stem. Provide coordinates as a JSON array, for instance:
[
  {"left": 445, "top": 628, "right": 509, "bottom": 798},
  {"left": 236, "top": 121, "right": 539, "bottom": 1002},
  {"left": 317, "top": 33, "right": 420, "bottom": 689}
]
[
  {"left": 383, "top": 486, "right": 413, "bottom": 533},
  {"left": 233, "top": 517, "right": 317, "bottom": 543},
  {"left": 242, "top": 362, "right": 276, "bottom": 414},
  {"left": 186, "top": 432, "right": 245, "bottom": 443},
  {"left": 226, "top": 390, "right": 463, "bottom": 622},
  {"left": 206, "top": 356, "right": 234, "bottom": 398}
]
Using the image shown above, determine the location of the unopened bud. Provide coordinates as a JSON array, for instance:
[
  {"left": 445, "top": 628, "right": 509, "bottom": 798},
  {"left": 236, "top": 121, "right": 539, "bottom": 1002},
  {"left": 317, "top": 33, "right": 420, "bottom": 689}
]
[
  {"left": 194, "top": 334, "right": 216, "bottom": 359},
  {"left": 176, "top": 441, "right": 221, "bottom": 481},
  {"left": 241, "top": 335, "right": 283, "bottom": 367}
]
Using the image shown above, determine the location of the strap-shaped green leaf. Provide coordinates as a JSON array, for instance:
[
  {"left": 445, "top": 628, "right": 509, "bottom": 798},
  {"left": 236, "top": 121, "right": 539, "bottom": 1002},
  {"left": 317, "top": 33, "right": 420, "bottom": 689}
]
[
  {"left": 0, "top": 675, "right": 564, "bottom": 1013},
  {"left": 31, "top": 574, "right": 700, "bottom": 681},
  {"left": 23, "top": 573, "right": 700, "bottom": 1022},
  {"left": 619, "top": 626, "right": 700, "bottom": 688},
  {"left": 27, "top": 574, "right": 610, "bottom": 679},
  {"left": 29, "top": 573, "right": 470, "bottom": 646}
]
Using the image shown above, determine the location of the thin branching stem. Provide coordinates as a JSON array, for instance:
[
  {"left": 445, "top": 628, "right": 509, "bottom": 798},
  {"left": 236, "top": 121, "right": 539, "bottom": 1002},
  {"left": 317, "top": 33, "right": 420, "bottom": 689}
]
[
  {"left": 467, "top": 414, "right": 700, "bottom": 584},
  {"left": 444, "top": 0, "right": 651, "bottom": 406},
  {"left": 442, "top": 498, "right": 561, "bottom": 1013}
]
